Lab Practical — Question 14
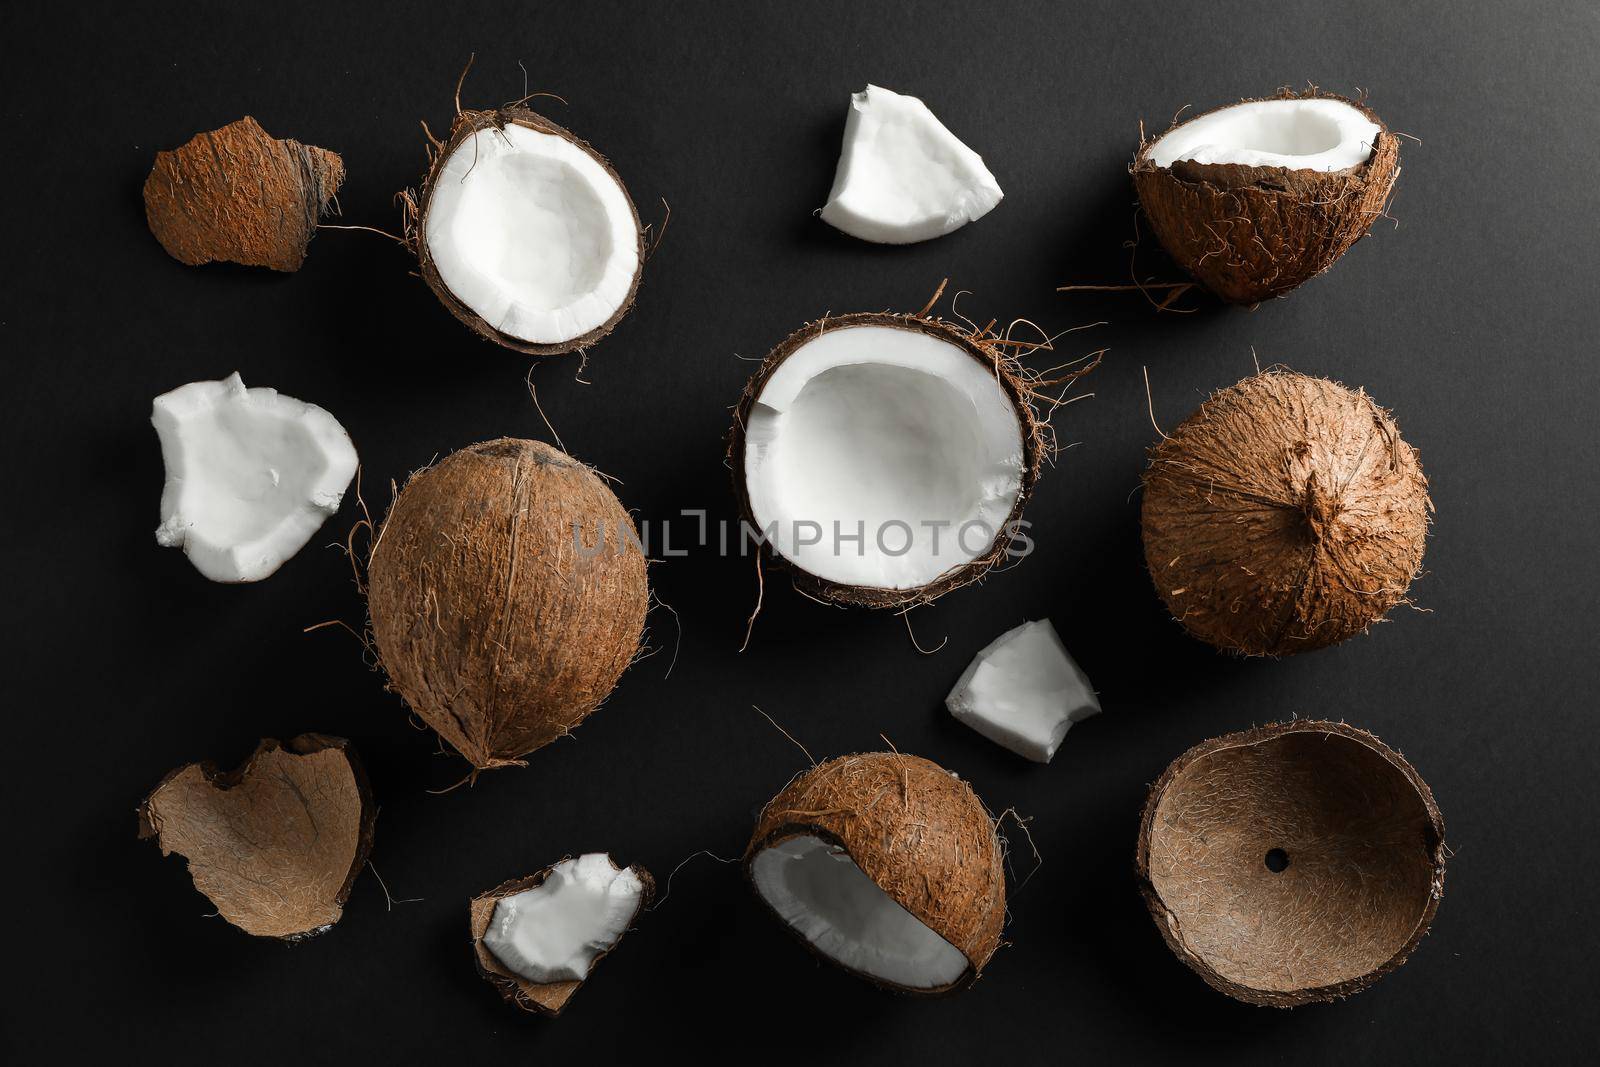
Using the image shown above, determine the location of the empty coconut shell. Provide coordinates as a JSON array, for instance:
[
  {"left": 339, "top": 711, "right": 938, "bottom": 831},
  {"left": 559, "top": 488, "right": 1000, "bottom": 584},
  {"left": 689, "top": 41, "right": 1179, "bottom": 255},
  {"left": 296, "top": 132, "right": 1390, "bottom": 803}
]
[
  {"left": 137, "top": 734, "right": 376, "bottom": 939},
  {"left": 1136, "top": 720, "right": 1446, "bottom": 1006},
  {"left": 1141, "top": 369, "right": 1430, "bottom": 656}
]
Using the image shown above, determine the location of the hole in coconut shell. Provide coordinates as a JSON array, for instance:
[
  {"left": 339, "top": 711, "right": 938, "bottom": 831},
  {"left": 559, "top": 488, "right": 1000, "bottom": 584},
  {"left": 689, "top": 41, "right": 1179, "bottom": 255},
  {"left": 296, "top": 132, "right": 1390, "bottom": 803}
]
[{"left": 1264, "top": 848, "right": 1290, "bottom": 873}]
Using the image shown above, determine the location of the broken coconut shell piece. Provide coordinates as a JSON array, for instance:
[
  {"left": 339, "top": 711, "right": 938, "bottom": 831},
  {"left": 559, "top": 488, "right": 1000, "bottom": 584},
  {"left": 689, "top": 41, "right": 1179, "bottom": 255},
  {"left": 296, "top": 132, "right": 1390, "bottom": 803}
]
[
  {"left": 470, "top": 854, "right": 652, "bottom": 1016},
  {"left": 1132, "top": 90, "right": 1400, "bottom": 303},
  {"left": 1141, "top": 369, "right": 1430, "bottom": 656},
  {"left": 137, "top": 735, "right": 376, "bottom": 940},
  {"left": 144, "top": 116, "right": 344, "bottom": 272},
  {"left": 746, "top": 752, "right": 1005, "bottom": 994},
  {"left": 1137, "top": 720, "right": 1446, "bottom": 1007},
  {"left": 410, "top": 107, "right": 644, "bottom": 355}
]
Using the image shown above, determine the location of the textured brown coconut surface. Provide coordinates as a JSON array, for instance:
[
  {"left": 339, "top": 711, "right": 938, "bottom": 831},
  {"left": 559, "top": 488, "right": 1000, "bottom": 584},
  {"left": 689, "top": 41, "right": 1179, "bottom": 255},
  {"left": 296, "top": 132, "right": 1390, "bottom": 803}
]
[
  {"left": 136, "top": 734, "right": 376, "bottom": 939},
  {"left": 468, "top": 860, "right": 654, "bottom": 1016},
  {"left": 745, "top": 751, "right": 1006, "bottom": 993},
  {"left": 143, "top": 116, "right": 344, "bottom": 272},
  {"left": 1132, "top": 90, "right": 1399, "bottom": 303},
  {"left": 728, "top": 311, "right": 1050, "bottom": 611},
  {"left": 1142, "top": 369, "right": 1430, "bottom": 656},
  {"left": 409, "top": 106, "right": 644, "bottom": 355},
  {"left": 1136, "top": 720, "right": 1446, "bottom": 1007},
  {"left": 366, "top": 438, "right": 648, "bottom": 772}
]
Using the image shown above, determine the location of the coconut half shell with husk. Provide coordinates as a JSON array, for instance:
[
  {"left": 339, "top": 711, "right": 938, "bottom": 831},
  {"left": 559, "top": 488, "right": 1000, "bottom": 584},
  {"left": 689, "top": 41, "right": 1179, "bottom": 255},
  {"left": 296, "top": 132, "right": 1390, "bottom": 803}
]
[
  {"left": 1142, "top": 369, "right": 1430, "bottom": 656},
  {"left": 745, "top": 752, "right": 1006, "bottom": 994},
  {"left": 144, "top": 116, "right": 344, "bottom": 272},
  {"left": 1137, "top": 720, "right": 1446, "bottom": 1006},
  {"left": 1132, "top": 89, "right": 1400, "bottom": 303},
  {"left": 137, "top": 734, "right": 376, "bottom": 939}
]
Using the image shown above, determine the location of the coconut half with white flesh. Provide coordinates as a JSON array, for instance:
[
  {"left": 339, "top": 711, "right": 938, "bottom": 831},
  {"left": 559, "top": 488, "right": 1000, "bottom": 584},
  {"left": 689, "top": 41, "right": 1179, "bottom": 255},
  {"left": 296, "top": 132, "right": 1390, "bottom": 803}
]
[
  {"left": 1133, "top": 90, "right": 1400, "bottom": 303},
  {"left": 412, "top": 107, "right": 644, "bottom": 355},
  {"left": 947, "top": 619, "right": 1101, "bottom": 763},
  {"left": 152, "top": 373, "right": 358, "bottom": 582},
  {"left": 731, "top": 313, "right": 1045, "bottom": 610},
  {"left": 746, "top": 752, "right": 1006, "bottom": 994},
  {"left": 471, "top": 854, "right": 652, "bottom": 1016},
  {"left": 820, "top": 85, "right": 1003, "bottom": 244}
]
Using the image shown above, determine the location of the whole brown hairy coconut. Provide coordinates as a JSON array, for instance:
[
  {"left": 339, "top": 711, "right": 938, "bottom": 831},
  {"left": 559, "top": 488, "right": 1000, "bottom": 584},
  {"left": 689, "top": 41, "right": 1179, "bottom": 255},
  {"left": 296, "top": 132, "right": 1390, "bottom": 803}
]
[
  {"left": 1142, "top": 370, "right": 1430, "bottom": 655},
  {"left": 143, "top": 116, "right": 344, "bottom": 272},
  {"left": 745, "top": 752, "right": 1006, "bottom": 994},
  {"left": 367, "top": 439, "right": 647, "bottom": 772},
  {"left": 1137, "top": 720, "right": 1446, "bottom": 1006},
  {"left": 1132, "top": 90, "right": 1400, "bottom": 303}
]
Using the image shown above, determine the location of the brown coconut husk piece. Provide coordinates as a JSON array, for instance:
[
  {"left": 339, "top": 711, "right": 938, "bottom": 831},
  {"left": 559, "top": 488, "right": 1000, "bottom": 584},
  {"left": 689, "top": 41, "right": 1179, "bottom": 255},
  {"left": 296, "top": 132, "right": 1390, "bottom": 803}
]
[
  {"left": 1132, "top": 89, "right": 1400, "bottom": 303},
  {"left": 143, "top": 116, "right": 344, "bottom": 272},
  {"left": 469, "top": 858, "right": 654, "bottom": 1016},
  {"left": 137, "top": 734, "right": 376, "bottom": 939},
  {"left": 405, "top": 106, "right": 645, "bottom": 355},
  {"left": 1141, "top": 369, "right": 1430, "bottom": 656},
  {"left": 366, "top": 438, "right": 648, "bottom": 773},
  {"left": 745, "top": 751, "right": 1006, "bottom": 994},
  {"left": 1136, "top": 720, "right": 1446, "bottom": 1006}
]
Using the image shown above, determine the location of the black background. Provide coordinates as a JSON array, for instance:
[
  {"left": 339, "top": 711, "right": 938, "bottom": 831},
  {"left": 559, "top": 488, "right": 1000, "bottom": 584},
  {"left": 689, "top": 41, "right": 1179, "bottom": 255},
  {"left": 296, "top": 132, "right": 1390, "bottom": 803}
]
[{"left": 5, "top": 1, "right": 1598, "bottom": 1062}]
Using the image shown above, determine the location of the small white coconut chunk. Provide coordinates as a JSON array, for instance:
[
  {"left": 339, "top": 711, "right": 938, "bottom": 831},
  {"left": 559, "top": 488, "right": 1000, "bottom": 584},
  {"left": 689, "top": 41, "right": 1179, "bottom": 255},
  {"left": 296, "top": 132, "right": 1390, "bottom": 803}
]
[
  {"left": 482, "top": 854, "right": 645, "bottom": 984},
  {"left": 751, "top": 835, "right": 967, "bottom": 989},
  {"left": 1147, "top": 97, "right": 1381, "bottom": 173},
  {"left": 152, "top": 373, "right": 357, "bottom": 583},
  {"left": 425, "top": 123, "right": 639, "bottom": 345},
  {"left": 946, "top": 619, "right": 1100, "bottom": 763},
  {"left": 819, "top": 85, "right": 1003, "bottom": 244}
]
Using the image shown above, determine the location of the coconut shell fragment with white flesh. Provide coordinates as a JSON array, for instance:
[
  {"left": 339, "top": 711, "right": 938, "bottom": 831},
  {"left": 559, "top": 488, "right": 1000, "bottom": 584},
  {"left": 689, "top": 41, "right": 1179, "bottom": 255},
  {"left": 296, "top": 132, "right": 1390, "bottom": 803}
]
[
  {"left": 367, "top": 438, "right": 647, "bottom": 771},
  {"left": 1141, "top": 370, "right": 1430, "bottom": 656},
  {"left": 746, "top": 752, "right": 1006, "bottom": 994},
  {"left": 411, "top": 107, "right": 644, "bottom": 354},
  {"left": 144, "top": 116, "right": 344, "bottom": 272},
  {"left": 137, "top": 735, "right": 376, "bottom": 939},
  {"left": 471, "top": 854, "right": 652, "bottom": 1016},
  {"left": 1133, "top": 91, "right": 1400, "bottom": 303},
  {"left": 946, "top": 619, "right": 1101, "bottom": 763},
  {"left": 731, "top": 313, "right": 1051, "bottom": 610},
  {"left": 152, "top": 373, "right": 358, "bottom": 582},
  {"left": 1137, "top": 720, "right": 1446, "bottom": 1006}
]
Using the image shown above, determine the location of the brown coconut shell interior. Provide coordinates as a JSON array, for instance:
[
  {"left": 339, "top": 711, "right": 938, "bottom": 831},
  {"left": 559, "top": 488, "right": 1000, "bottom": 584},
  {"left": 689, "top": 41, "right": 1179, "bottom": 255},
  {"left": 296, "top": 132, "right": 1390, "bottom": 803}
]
[
  {"left": 137, "top": 734, "right": 376, "bottom": 939},
  {"left": 1136, "top": 721, "right": 1445, "bottom": 1007}
]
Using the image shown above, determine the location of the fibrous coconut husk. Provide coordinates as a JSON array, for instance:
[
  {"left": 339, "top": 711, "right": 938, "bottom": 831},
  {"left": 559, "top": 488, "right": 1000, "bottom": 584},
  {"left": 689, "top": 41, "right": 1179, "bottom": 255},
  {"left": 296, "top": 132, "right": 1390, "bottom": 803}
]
[
  {"left": 136, "top": 734, "right": 376, "bottom": 939},
  {"left": 469, "top": 858, "right": 654, "bottom": 1016},
  {"left": 143, "top": 116, "right": 344, "bottom": 272},
  {"left": 745, "top": 751, "right": 1006, "bottom": 994},
  {"left": 406, "top": 106, "right": 645, "bottom": 355},
  {"left": 1132, "top": 90, "right": 1400, "bottom": 304},
  {"left": 1141, "top": 369, "right": 1430, "bottom": 656},
  {"left": 1136, "top": 720, "right": 1446, "bottom": 1007},
  {"left": 366, "top": 438, "right": 648, "bottom": 772}
]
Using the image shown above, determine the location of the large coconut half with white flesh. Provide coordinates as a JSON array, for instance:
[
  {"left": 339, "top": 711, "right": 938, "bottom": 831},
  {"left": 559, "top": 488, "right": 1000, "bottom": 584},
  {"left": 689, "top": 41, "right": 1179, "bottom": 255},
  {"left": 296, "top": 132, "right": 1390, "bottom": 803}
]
[
  {"left": 410, "top": 107, "right": 644, "bottom": 355},
  {"left": 746, "top": 752, "right": 1005, "bottom": 994},
  {"left": 366, "top": 439, "right": 648, "bottom": 771},
  {"left": 730, "top": 313, "right": 1044, "bottom": 610},
  {"left": 1133, "top": 90, "right": 1400, "bottom": 303}
]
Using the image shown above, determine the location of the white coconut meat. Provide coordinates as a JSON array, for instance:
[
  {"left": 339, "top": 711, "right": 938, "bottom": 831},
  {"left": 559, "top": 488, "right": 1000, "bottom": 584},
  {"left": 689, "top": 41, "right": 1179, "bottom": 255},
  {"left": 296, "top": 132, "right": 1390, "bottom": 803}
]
[
  {"left": 947, "top": 619, "right": 1101, "bottom": 763},
  {"left": 424, "top": 123, "right": 639, "bottom": 346},
  {"left": 743, "top": 324, "right": 1026, "bottom": 590},
  {"left": 152, "top": 373, "right": 357, "bottom": 583},
  {"left": 751, "top": 835, "right": 967, "bottom": 989},
  {"left": 482, "top": 854, "right": 645, "bottom": 984},
  {"left": 819, "top": 85, "right": 1003, "bottom": 244},
  {"left": 1147, "top": 97, "right": 1381, "bottom": 173}
]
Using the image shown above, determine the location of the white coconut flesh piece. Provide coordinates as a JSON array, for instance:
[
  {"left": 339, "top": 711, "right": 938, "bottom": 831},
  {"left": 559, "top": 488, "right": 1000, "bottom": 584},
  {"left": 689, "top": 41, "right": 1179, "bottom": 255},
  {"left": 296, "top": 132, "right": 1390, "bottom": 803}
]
[
  {"left": 819, "top": 85, "right": 1003, "bottom": 244},
  {"left": 751, "top": 835, "right": 968, "bottom": 989},
  {"left": 152, "top": 373, "right": 357, "bottom": 583},
  {"left": 482, "top": 854, "right": 646, "bottom": 984},
  {"left": 425, "top": 124, "right": 639, "bottom": 346},
  {"left": 743, "top": 325, "right": 1025, "bottom": 591},
  {"left": 1147, "top": 97, "right": 1381, "bottom": 173},
  {"left": 947, "top": 619, "right": 1101, "bottom": 763}
]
